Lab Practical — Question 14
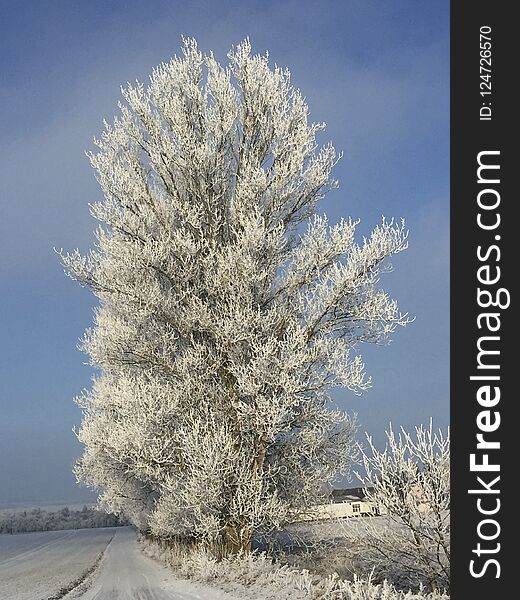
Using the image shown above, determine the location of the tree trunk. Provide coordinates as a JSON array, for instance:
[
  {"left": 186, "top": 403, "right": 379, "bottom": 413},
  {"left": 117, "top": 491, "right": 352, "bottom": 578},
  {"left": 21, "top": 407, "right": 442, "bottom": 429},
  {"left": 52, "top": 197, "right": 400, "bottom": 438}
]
[{"left": 220, "top": 523, "right": 253, "bottom": 558}]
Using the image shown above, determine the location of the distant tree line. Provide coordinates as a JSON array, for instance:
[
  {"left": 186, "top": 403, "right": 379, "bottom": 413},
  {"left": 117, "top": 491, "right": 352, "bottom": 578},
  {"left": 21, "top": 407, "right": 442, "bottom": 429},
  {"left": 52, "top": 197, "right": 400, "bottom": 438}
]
[{"left": 0, "top": 505, "right": 129, "bottom": 534}]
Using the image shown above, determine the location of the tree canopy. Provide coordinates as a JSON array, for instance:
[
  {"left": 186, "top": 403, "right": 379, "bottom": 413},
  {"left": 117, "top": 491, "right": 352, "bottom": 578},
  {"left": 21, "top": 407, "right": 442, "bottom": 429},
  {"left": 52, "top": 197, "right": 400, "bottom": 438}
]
[{"left": 62, "top": 38, "right": 410, "bottom": 556}]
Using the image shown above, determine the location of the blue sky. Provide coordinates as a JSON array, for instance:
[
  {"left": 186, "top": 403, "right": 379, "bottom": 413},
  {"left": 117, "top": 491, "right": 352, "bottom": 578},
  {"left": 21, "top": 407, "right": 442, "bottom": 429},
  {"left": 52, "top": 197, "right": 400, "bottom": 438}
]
[{"left": 0, "top": 1, "right": 449, "bottom": 504}]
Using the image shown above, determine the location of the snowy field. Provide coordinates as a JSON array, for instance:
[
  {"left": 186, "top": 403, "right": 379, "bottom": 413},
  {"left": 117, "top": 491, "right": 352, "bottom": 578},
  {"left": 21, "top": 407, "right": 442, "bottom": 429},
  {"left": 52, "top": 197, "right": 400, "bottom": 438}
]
[
  {"left": 0, "top": 527, "right": 114, "bottom": 600},
  {"left": 271, "top": 515, "right": 389, "bottom": 551},
  {"left": 265, "top": 517, "right": 396, "bottom": 580},
  {"left": 0, "top": 526, "right": 237, "bottom": 600},
  {"left": 0, "top": 523, "right": 446, "bottom": 600}
]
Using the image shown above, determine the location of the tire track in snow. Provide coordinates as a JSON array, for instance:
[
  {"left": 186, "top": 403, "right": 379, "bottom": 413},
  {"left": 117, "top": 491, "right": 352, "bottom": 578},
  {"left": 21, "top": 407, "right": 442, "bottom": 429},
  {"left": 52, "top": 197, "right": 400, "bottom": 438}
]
[{"left": 73, "top": 527, "right": 238, "bottom": 600}]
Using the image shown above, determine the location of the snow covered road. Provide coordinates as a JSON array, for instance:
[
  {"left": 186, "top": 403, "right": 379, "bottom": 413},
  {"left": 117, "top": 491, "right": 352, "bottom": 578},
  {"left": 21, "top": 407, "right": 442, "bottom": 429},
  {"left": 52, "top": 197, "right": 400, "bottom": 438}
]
[
  {"left": 73, "top": 527, "right": 184, "bottom": 599},
  {"left": 0, "top": 526, "right": 236, "bottom": 599},
  {"left": 71, "top": 527, "right": 234, "bottom": 600}
]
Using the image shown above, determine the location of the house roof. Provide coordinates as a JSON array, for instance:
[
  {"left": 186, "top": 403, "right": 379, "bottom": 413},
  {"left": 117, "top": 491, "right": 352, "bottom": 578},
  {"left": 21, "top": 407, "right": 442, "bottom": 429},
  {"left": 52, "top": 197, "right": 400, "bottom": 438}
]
[{"left": 331, "top": 487, "right": 373, "bottom": 502}]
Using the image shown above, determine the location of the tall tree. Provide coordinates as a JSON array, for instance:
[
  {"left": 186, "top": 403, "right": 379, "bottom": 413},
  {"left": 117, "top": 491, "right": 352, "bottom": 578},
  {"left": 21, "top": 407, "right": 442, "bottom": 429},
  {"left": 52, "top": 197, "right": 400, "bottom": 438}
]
[{"left": 62, "top": 38, "right": 410, "bottom": 556}]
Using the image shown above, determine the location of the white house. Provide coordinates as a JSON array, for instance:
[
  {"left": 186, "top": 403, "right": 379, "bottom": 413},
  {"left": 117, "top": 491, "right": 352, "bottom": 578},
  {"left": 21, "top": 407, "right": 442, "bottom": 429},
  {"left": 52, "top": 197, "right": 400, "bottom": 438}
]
[{"left": 293, "top": 487, "right": 383, "bottom": 522}]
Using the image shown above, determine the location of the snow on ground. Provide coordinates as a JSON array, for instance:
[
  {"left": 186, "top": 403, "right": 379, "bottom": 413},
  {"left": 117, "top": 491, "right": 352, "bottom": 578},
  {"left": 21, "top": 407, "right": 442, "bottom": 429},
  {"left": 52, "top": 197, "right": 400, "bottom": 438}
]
[
  {"left": 0, "top": 529, "right": 75, "bottom": 562},
  {"left": 0, "top": 523, "right": 446, "bottom": 600},
  {"left": 68, "top": 527, "right": 238, "bottom": 600},
  {"left": 0, "top": 526, "right": 239, "bottom": 600},
  {"left": 0, "top": 527, "right": 114, "bottom": 600}
]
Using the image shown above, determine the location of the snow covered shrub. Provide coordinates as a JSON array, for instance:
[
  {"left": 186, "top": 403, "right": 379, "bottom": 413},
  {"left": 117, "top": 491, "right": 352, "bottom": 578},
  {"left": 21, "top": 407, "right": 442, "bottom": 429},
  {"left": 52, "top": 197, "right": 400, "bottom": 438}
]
[
  {"left": 141, "top": 536, "right": 449, "bottom": 600},
  {"left": 342, "top": 423, "right": 450, "bottom": 592},
  {"left": 62, "top": 37, "right": 410, "bottom": 556}
]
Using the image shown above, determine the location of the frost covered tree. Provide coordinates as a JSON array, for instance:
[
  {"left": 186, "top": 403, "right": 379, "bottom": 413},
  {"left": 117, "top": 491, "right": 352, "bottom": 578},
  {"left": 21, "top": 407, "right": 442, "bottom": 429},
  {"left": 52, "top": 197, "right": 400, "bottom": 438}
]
[
  {"left": 344, "top": 423, "right": 450, "bottom": 591},
  {"left": 62, "top": 38, "right": 410, "bottom": 556}
]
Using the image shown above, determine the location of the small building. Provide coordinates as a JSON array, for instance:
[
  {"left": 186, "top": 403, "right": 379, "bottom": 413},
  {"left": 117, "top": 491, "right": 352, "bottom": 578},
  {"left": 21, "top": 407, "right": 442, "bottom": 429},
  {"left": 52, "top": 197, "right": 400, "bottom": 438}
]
[{"left": 294, "top": 487, "right": 383, "bottom": 522}]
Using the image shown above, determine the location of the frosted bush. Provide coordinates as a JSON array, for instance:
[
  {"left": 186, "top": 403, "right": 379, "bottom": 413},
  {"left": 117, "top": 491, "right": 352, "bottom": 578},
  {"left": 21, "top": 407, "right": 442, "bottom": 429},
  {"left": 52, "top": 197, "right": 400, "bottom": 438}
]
[
  {"left": 342, "top": 423, "right": 450, "bottom": 592},
  {"left": 140, "top": 536, "right": 449, "bottom": 599}
]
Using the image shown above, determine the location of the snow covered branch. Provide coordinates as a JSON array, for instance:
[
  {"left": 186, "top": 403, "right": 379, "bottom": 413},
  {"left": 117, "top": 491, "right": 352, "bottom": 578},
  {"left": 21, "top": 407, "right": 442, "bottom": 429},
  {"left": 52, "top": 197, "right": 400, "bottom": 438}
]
[{"left": 62, "top": 38, "right": 410, "bottom": 556}]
